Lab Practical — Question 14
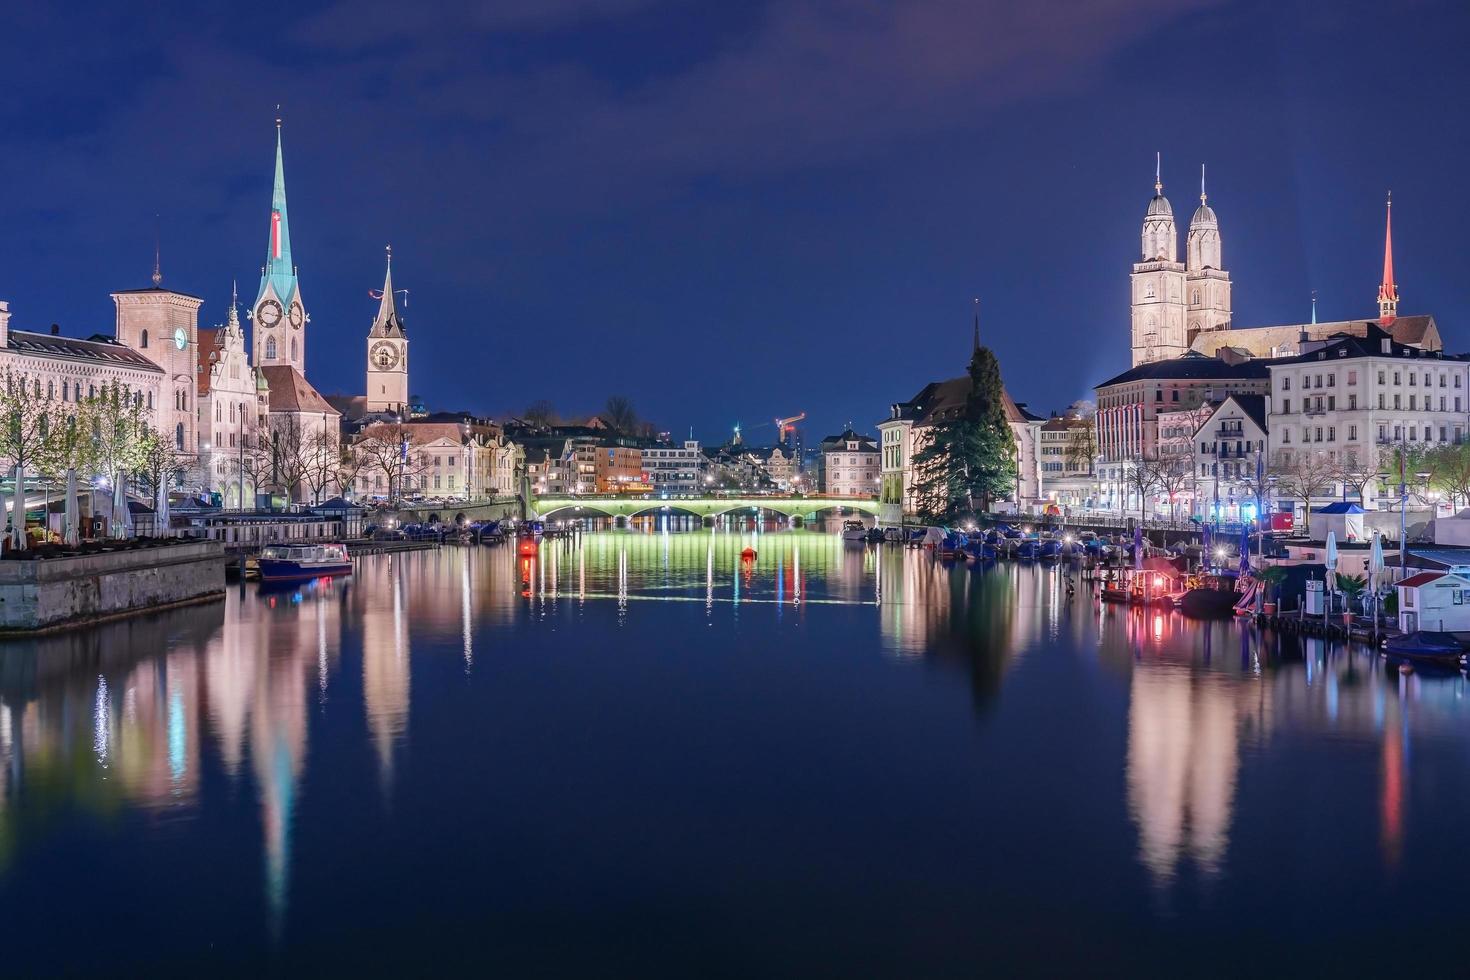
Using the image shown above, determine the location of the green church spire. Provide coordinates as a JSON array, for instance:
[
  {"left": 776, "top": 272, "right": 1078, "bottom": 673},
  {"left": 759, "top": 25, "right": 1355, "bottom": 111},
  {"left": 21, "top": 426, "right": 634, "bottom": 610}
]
[{"left": 257, "top": 114, "right": 299, "bottom": 308}]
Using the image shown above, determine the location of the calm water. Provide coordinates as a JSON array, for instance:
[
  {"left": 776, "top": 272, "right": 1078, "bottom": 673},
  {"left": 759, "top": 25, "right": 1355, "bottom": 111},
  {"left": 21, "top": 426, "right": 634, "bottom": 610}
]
[{"left": 2, "top": 530, "right": 1468, "bottom": 977}]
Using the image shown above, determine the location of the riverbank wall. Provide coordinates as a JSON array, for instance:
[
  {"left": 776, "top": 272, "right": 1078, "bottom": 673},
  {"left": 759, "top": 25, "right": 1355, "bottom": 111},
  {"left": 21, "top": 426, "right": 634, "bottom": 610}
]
[{"left": 0, "top": 540, "right": 226, "bottom": 634}]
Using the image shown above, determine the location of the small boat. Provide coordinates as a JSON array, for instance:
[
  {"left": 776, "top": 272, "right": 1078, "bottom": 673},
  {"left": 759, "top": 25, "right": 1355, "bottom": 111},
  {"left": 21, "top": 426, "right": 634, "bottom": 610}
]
[
  {"left": 1179, "top": 573, "right": 1241, "bottom": 618},
  {"left": 258, "top": 543, "right": 352, "bottom": 582},
  {"left": 1039, "top": 539, "right": 1062, "bottom": 560},
  {"left": 865, "top": 527, "right": 886, "bottom": 544},
  {"left": 841, "top": 520, "right": 869, "bottom": 542},
  {"left": 1383, "top": 631, "right": 1466, "bottom": 667},
  {"left": 1016, "top": 539, "right": 1040, "bottom": 560}
]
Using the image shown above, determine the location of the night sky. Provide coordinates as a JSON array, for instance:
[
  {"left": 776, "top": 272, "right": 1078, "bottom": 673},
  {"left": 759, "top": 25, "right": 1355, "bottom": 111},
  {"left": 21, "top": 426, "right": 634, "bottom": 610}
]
[{"left": 4, "top": 1, "right": 1468, "bottom": 443}]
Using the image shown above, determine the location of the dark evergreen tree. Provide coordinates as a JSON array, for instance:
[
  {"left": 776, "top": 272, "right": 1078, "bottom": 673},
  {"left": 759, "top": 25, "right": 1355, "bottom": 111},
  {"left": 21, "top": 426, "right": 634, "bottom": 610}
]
[{"left": 912, "top": 345, "right": 1017, "bottom": 523}]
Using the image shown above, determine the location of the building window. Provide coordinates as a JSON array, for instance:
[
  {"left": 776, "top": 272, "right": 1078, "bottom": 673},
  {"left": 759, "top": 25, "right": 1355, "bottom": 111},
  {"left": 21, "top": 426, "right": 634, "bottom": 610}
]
[
  {"left": 1282, "top": 377, "right": 1291, "bottom": 391},
  {"left": 1348, "top": 425, "right": 1357, "bottom": 440},
  {"left": 291, "top": 339, "right": 297, "bottom": 361},
  {"left": 1348, "top": 370, "right": 1357, "bottom": 385},
  {"left": 1348, "top": 394, "right": 1356, "bottom": 410},
  {"left": 140, "top": 329, "right": 149, "bottom": 349},
  {"left": 175, "top": 423, "right": 184, "bottom": 450},
  {"left": 1327, "top": 373, "right": 1335, "bottom": 387},
  {"left": 266, "top": 337, "right": 277, "bottom": 359}
]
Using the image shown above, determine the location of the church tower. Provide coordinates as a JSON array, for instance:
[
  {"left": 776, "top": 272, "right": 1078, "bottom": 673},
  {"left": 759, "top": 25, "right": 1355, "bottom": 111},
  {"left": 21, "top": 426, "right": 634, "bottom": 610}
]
[
  {"left": 1185, "top": 164, "right": 1231, "bottom": 342},
  {"left": 365, "top": 246, "right": 409, "bottom": 414},
  {"left": 249, "top": 117, "right": 308, "bottom": 374},
  {"left": 1377, "top": 193, "right": 1398, "bottom": 325},
  {"left": 1130, "top": 154, "right": 1187, "bottom": 366}
]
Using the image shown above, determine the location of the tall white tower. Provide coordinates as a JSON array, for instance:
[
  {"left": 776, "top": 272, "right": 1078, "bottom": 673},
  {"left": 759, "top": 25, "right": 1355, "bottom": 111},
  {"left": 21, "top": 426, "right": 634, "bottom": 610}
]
[
  {"left": 1130, "top": 154, "right": 1187, "bottom": 366},
  {"left": 1185, "top": 164, "right": 1231, "bottom": 342},
  {"left": 365, "top": 246, "right": 409, "bottom": 414}
]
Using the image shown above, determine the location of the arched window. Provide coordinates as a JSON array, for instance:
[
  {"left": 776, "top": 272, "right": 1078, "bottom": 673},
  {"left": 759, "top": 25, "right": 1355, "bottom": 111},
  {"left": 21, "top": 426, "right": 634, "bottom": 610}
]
[
  {"left": 175, "top": 423, "right": 184, "bottom": 450},
  {"left": 140, "top": 329, "right": 149, "bottom": 348},
  {"left": 266, "top": 337, "right": 277, "bottom": 360},
  {"left": 1191, "top": 289, "right": 1200, "bottom": 305},
  {"left": 290, "top": 339, "right": 297, "bottom": 361},
  {"left": 1144, "top": 282, "right": 1156, "bottom": 300},
  {"left": 47, "top": 380, "right": 54, "bottom": 399},
  {"left": 147, "top": 391, "right": 153, "bottom": 409}
]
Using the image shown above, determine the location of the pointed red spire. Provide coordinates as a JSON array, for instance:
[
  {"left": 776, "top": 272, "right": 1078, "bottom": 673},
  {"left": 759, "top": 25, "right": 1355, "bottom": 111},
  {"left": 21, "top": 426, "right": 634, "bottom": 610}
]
[{"left": 1378, "top": 192, "right": 1398, "bottom": 325}]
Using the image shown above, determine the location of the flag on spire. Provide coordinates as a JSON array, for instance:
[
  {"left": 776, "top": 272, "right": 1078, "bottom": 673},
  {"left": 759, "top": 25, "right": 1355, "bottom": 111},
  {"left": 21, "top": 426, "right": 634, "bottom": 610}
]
[{"left": 1378, "top": 192, "right": 1398, "bottom": 324}]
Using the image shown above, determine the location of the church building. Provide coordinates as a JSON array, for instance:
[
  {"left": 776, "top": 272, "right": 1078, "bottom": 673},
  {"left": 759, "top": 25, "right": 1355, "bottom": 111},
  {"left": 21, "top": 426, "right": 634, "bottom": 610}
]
[{"left": 245, "top": 120, "right": 340, "bottom": 501}]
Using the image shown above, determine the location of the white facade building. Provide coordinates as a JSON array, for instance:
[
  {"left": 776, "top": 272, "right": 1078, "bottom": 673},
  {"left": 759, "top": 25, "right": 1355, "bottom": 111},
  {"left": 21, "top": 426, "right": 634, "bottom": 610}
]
[{"left": 643, "top": 440, "right": 704, "bottom": 493}]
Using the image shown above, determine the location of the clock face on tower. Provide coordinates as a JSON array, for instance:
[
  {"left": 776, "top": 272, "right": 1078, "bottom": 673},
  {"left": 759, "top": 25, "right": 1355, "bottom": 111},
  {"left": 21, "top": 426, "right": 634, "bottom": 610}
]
[
  {"left": 289, "top": 302, "right": 304, "bottom": 329},
  {"left": 173, "top": 327, "right": 187, "bottom": 351},
  {"left": 371, "top": 341, "right": 400, "bottom": 370},
  {"left": 256, "top": 299, "right": 283, "bottom": 328}
]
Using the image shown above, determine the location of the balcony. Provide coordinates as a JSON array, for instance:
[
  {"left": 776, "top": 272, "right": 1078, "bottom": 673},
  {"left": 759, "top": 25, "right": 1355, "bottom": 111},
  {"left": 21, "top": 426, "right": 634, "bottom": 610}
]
[{"left": 1303, "top": 405, "right": 1327, "bottom": 417}]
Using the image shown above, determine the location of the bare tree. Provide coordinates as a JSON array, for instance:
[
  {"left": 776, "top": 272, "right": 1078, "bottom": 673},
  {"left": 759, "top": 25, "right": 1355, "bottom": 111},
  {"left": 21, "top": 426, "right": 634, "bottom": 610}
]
[
  {"left": 1063, "top": 413, "right": 1097, "bottom": 475},
  {"left": 301, "top": 429, "right": 339, "bottom": 505},
  {"left": 1124, "top": 455, "right": 1163, "bottom": 525},
  {"left": 523, "top": 400, "right": 557, "bottom": 429},
  {"left": 1333, "top": 449, "right": 1381, "bottom": 508},
  {"left": 356, "top": 423, "right": 425, "bottom": 503},
  {"left": 1272, "top": 449, "right": 1337, "bottom": 537},
  {"left": 603, "top": 395, "right": 638, "bottom": 434},
  {"left": 1154, "top": 453, "right": 1195, "bottom": 524},
  {"left": 260, "top": 415, "right": 308, "bottom": 503},
  {"left": 135, "top": 428, "right": 185, "bottom": 508},
  {"left": 336, "top": 442, "right": 368, "bottom": 501}
]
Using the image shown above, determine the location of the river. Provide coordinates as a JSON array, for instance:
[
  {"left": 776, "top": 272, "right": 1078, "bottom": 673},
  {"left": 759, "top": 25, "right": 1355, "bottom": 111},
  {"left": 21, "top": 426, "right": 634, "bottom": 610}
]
[{"left": 1, "top": 530, "right": 1466, "bottom": 976}]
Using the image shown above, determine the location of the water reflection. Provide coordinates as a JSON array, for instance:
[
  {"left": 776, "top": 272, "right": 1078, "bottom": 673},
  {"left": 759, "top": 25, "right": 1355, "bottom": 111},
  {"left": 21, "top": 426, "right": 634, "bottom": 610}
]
[{"left": 2, "top": 531, "right": 1470, "bottom": 971}]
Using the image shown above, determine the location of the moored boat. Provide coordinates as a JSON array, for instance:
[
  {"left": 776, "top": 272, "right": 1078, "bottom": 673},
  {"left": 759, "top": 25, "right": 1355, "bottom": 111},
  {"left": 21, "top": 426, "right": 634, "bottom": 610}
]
[
  {"left": 1383, "top": 631, "right": 1467, "bottom": 667},
  {"left": 841, "top": 520, "right": 869, "bottom": 542},
  {"left": 1179, "top": 572, "right": 1242, "bottom": 618},
  {"left": 258, "top": 543, "right": 352, "bottom": 582}
]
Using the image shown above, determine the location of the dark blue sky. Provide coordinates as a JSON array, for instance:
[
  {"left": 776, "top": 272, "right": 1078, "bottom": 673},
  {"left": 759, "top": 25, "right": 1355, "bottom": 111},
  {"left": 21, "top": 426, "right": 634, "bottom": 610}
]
[{"left": 3, "top": 0, "right": 1468, "bottom": 443}]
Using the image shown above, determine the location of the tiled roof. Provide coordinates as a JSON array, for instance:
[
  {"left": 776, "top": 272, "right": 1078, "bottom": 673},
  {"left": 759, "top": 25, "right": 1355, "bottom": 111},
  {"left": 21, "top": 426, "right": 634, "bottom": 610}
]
[
  {"left": 1191, "top": 315, "right": 1440, "bottom": 358},
  {"left": 1097, "top": 351, "right": 1273, "bottom": 388},
  {"left": 1269, "top": 324, "right": 1467, "bottom": 365},
  {"left": 6, "top": 330, "right": 164, "bottom": 371},
  {"left": 889, "top": 376, "right": 1036, "bottom": 427},
  {"left": 1398, "top": 572, "right": 1446, "bottom": 589},
  {"left": 258, "top": 365, "right": 339, "bottom": 416},
  {"left": 820, "top": 428, "right": 878, "bottom": 452}
]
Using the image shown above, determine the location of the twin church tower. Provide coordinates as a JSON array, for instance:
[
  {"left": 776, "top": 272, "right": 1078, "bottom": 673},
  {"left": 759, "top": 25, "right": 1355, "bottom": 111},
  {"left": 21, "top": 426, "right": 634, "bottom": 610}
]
[
  {"left": 246, "top": 119, "right": 409, "bottom": 415},
  {"left": 1130, "top": 154, "right": 1232, "bottom": 366}
]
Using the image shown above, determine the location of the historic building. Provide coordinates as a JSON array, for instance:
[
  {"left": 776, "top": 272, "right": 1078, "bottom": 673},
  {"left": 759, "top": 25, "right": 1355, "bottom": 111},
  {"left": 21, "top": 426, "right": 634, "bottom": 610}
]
[
  {"left": 111, "top": 275, "right": 204, "bottom": 454},
  {"left": 198, "top": 289, "right": 268, "bottom": 508},
  {"left": 1192, "top": 394, "right": 1269, "bottom": 523},
  {"left": 365, "top": 248, "right": 409, "bottom": 414},
  {"left": 1037, "top": 410, "right": 1097, "bottom": 512},
  {"left": 245, "top": 120, "right": 340, "bottom": 501},
  {"left": 1264, "top": 326, "right": 1469, "bottom": 515},
  {"left": 1131, "top": 158, "right": 1232, "bottom": 366},
  {"left": 820, "top": 429, "right": 880, "bottom": 497}
]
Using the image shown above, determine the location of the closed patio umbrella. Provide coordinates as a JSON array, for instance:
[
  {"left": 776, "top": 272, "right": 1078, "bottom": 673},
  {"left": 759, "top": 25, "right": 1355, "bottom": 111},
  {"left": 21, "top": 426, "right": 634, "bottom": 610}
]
[
  {"left": 64, "top": 469, "right": 80, "bottom": 547},
  {"left": 1325, "top": 530, "right": 1338, "bottom": 619},
  {"left": 155, "top": 479, "right": 170, "bottom": 538},
  {"left": 10, "top": 464, "right": 24, "bottom": 550},
  {"left": 111, "top": 472, "right": 131, "bottom": 539}
]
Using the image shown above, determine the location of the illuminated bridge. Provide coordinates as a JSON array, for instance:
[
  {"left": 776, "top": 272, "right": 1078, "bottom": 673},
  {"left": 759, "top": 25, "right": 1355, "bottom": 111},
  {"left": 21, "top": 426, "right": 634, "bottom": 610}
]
[{"left": 527, "top": 494, "right": 880, "bottom": 522}]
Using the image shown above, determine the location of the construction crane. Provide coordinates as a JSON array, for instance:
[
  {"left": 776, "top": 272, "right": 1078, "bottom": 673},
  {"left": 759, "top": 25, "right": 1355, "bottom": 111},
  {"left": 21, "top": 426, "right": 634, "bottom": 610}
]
[{"left": 774, "top": 412, "right": 806, "bottom": 444}]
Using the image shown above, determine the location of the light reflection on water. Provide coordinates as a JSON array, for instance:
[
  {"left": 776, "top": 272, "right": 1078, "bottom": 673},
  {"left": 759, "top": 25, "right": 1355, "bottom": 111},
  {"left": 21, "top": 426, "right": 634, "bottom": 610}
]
[{"left": 0, "top": 530, "right": 1468, "bottom": 974}]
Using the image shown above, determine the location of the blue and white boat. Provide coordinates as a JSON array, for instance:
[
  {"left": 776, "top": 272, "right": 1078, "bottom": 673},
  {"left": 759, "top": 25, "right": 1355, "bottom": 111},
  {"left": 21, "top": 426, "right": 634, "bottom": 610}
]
[{"left": 258, "top": 543, "right": 352, "bottom": 582}]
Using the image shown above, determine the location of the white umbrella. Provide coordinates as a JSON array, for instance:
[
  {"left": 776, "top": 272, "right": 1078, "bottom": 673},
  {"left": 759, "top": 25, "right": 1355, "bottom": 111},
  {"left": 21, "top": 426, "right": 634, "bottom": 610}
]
[
  {"left": 0, "top": 468, "right": 11, "bottom": 550},
  {"left": 64, "top": 469, "right": 80, "bottom": 547},
  {"left": 1368, "top": 529, "right": 1385, "bottom": 632},
  {"left": 1324, "top": 529, "right": 1338, "bottom": 618},
  {"left": 155, "top": 479, "right": 170, "bottom": 538},
  {"left": 10, "top": 464, "right": 24, "bottom": 550},
  {"left": 112, "top": 471, "right": 131, "bottom": 539}
]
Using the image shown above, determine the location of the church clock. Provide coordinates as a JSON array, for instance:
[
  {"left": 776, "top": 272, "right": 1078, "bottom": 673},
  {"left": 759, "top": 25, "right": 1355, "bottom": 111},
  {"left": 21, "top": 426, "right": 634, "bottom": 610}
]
[
  {"left": 289, "top": 301, "right": 304, "bottom": 329},
  {"left": 256, "top": 298, "right": 282, "bottom": 328},
  {"left": 371, "top": 341, "right": 400, "bottom": 370}
]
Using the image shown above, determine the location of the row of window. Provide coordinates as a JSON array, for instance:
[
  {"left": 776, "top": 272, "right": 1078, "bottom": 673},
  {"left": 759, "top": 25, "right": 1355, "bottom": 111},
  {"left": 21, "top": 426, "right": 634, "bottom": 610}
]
[{"left": 1282, "top": 369, "right": 1463, "bottom": 391}]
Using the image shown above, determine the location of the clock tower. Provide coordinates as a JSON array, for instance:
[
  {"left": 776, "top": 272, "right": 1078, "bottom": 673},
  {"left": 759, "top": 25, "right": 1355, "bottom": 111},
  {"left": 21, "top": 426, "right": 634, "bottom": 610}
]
[
  {"left": 249, "top": 117, "right": 308, "bottom": 374},
  {"left": 365, "top": 246, "right": 409, "bottom": 414},
  {"left": 111, "top": 254, "right": 203, "bottom": 455}
]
